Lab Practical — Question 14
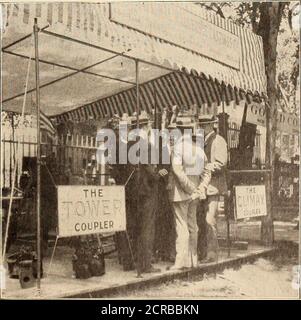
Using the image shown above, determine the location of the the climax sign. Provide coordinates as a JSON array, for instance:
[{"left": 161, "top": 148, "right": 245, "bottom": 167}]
[
  {"left": 57, "top": 185, "right": 126, "bottom": 237},
  {"left": 234, "top": 185, "right": 267, "bottom": 220}
]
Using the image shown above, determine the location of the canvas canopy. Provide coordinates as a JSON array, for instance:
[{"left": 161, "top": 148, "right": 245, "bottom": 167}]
[{"left": 2, "top": 2, "right": 267, "bottom": 121}]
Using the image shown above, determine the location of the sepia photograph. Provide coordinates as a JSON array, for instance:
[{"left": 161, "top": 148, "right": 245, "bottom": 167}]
[{"left": 0, "top": 0, "right": 300, "bottom": 302}]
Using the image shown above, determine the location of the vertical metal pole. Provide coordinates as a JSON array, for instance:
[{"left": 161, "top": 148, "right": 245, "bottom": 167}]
[
  {"left": 221, "top": 85, "right": 228, "bottom": 143},
  {"left": 34, "top": 18, "right": 42, "bottom": 292},
  {"left": 221, "top": 85, "right": 231, "bottom": 258},
  {"left": 153, "top": 83, "right": 161, "bottom": 162},
  {"left": 135, "top": 59, "right": 142, "bottom": 277},
  {"left": 154, "top": 83, "right": 157, "bottom": 128},
  {"left": 135, "top": 60, "right": 140, "bottom": 128}
]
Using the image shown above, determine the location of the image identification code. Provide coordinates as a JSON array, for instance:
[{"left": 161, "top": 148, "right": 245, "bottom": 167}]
[{"left": 100, "top": 304, "right": 199, "bottom": 317}]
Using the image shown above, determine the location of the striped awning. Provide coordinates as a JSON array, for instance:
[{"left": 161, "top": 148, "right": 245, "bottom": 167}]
[
  {"left": 53, "top": 70, "right": 261, "bottom": 123},
  {"left": 2, "top": 3, "right": 267, "bottom": 121}
]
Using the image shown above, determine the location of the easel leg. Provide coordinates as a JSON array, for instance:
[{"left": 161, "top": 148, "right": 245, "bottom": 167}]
[
  {"left": 46, "top": 235, "right": 59, "bottom": 276},
  {"left": 124, "top": 231, "right": 141, "bottom": 278},
  {"left": 226, "top": 216, "right": 231, "bottom": 258},
  {"left": 225, "top": 196, "right": 231, "bottom": 258},
  {"left": 96, "top": 234, "right": 102, "bottom": 247}
]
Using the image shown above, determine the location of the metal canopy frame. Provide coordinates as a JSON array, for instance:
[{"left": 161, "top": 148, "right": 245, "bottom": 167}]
[
  {"left": 2, "top": 18, "right": 268, "bottom": 294},
  {"left": 3, "top": 26, "right": 263, "bottom": 110},
  {"left": 2, "top": 52, "right": 135, "bottom": 104},
  {"left": 2, "top": 19, "right": 151, "bottom": 290}
]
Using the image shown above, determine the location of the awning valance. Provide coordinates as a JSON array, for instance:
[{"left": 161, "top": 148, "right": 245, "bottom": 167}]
[
  {"left": 52, "top": 70, "right": 260, "bottom": 123},
  {"left": 2, "top": 3, "right": 267, "bottom": 118}
]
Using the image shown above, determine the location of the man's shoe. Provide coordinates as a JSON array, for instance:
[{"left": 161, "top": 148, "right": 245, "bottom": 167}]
[
  {"left": 166, "top": 265, "right": 184, "bottom": 271},
  {"left": 123, "top": 264, "right": 135, "bottom": 271},
  {"left": 167, "top": 265, "right": 192, "bottom": 271},
  {"left": 199, "top": 257, "right": 216, "bottom": 264},
  {"left": 144, "top": 266, "right": 161, "bottom": 273},
  {"left": 180, "top": 266, "right": 191, "bottom": 271}
]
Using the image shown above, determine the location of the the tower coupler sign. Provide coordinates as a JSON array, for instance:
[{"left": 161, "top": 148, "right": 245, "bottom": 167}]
[{"left": 57, "top": 185, "right": 126, "bottom": 237}]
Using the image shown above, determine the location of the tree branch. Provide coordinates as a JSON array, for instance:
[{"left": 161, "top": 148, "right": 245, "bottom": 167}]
[
  {"left": 250, "top": 2, "right": 260, "bottom": 33},
  {"left": 196, "top": 3, "right": 225, "bottom": 19}
]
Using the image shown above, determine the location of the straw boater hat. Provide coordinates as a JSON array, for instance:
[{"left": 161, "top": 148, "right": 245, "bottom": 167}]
[
  {"left": 167, "top": 121, "right": 177, "bottom": 130},
  {"left": 131, "top": 111, "right": 149, "bottom": 127},
  {"left": 198, "top": 114, "right": 218, "bottom": 125},
  {"left": 119, "top": 113, "right": 132, "bottom": 126},
  {"left": 107, "top": 113, "right": 120, "bottom": 129},
  {"left": 175, "top": 113, "right": 194, "bottom": 128}
]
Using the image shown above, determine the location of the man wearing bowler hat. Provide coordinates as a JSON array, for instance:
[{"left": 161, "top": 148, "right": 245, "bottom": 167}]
[
  {"left": 197, "top": 114, "right": 228, "bottom": 263},
  {"left": 129, "top": 112, "right": 168, "bottom": 274},
  {"left": 110, "top": 113, "right": 138, "bottom": 271}
]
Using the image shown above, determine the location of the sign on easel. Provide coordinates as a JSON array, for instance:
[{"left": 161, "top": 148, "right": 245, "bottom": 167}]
[
  {"left": 57, "top": 185, "right": 126, "bottom": 237},
  {"left": 234, "top": 185, "right": 267, "bottom": 220}
]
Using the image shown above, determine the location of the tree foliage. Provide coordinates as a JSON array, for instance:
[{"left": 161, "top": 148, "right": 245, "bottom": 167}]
[{"left": 196, "top": 1, "right": 300, "bottom": 114}]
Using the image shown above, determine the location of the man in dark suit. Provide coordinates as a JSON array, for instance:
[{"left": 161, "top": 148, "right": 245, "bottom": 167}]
[
  {"left": 198, "top": 115, "right": 228, "bottom": 263},
  {"left": 111, "top": 112, "right": 166, "bottom": 274},
  {"left": 129, "top": 112, "right": 167, "bottom": 275},
  {"left": 108, "top": 115, "right": 138, "bottom": 271}
]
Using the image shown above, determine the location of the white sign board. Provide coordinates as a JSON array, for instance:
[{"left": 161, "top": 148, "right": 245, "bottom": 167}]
[
  {"left": 57, "top": 185, "right": 126, "bottom": 237},
  {"left": 110, "top": 3, "right": 240, "bottom": 69},
  {"left": 246, "top": 101, "right": 299, "bottom": 135},
  {"left": 234, "top": 185, "right": 267, "bottom": 220}
]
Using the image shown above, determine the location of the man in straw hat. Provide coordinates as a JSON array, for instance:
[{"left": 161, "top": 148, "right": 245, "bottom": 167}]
[
  {"left": 197, "top": 114, "right": 228, "bottom": 263},
  {"left": 167, "top": 113, "right": 211, "bottom": 270}
]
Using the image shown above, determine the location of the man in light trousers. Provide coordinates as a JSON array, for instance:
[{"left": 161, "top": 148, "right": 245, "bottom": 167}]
[
  {"left": 167, "top": 115, "right": 211, "bottom": 270},
  {"left": 198, "top": 115, "right": 228, "bottom": 263}
]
